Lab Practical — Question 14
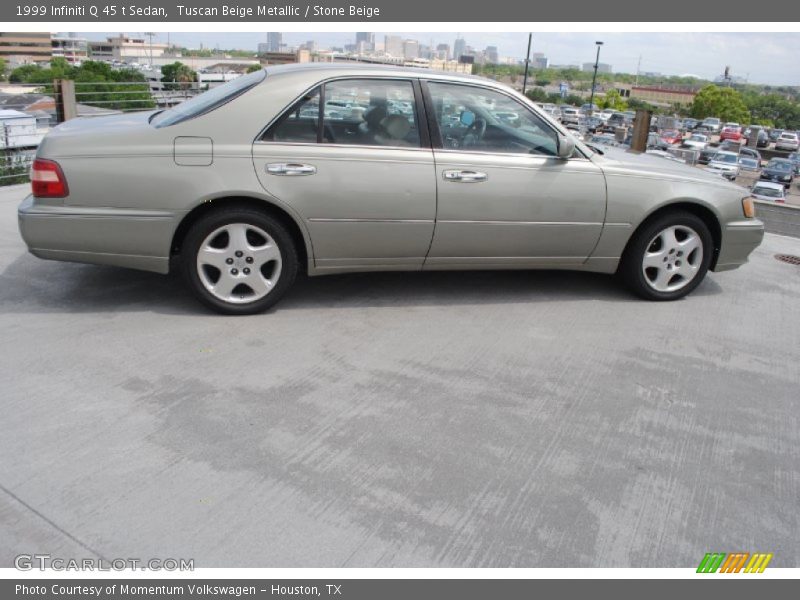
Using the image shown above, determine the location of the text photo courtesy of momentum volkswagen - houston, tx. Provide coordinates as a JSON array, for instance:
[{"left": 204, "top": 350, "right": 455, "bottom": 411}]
[{"left": 0, "top": 0, "right": 799, "bottom": 597}]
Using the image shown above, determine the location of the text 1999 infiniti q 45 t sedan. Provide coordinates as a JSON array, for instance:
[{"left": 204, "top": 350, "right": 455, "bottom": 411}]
[{"left": 18, "top": 64, "right": 764, "bottom": 314}]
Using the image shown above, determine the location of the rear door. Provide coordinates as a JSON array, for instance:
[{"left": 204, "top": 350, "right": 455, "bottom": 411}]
[
  {"left": 422, "top": 80, "right": 607, "bottom": 268},
  {"left": 252, "top": 78, "right": 436, "bottom": 271}
]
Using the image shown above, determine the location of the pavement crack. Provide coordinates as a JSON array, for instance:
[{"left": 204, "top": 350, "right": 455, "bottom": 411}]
[{"left": 0, "top": 482, "right": 109, "bottom": 562}]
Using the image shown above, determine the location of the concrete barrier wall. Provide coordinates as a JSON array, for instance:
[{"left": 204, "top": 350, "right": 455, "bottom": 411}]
[{"left": 754, "top": 200, "right": 800, "bottom": 238}]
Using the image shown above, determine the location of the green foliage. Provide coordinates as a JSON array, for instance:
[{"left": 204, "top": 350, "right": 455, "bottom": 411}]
[
  {"left": 160, "top": 62, "right": 198, "bottom": 90},
  {"left": 690, "top": 84, "right": 750, "bottom": 123},
  {"left": 246, "top": 64, "right": 263, "bottom": 74},
  {"left": 9, "top": 60, "right": 154, "bottom": 110},
  {"left": 740, "top": 90, "right": 799, "bottom": 129},
  {"left": 598, "top": 89, "right": 628, "bottom": 110}
]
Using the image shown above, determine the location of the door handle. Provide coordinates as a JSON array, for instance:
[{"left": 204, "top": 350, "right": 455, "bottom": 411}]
[
  {"left": 443, "top": 169, "right": 488, "bottom": 182},
  {"left": 266, "top": 163, "right": 317, "bottom": 176}
]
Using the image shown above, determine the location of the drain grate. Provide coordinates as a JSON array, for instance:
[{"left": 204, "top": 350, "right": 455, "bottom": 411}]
[{"left": 775, "top": 254, "right": 800, "bottom": 266}]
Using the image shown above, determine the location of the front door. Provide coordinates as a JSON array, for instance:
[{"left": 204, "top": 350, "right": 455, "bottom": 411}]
[{"left": 423, "top": 81, "right": 607, "bottom": 268}]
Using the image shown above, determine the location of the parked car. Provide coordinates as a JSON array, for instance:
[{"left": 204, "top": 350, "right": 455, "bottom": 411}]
[
  {"left": 775, "top": 131, "right": 799, "bottom": 152},
  {"left": 705, "top": 151, "right": 741, "bottom": 180},
  {"left": 738, "top": 146, "right": 762, "bottom": 162},
  {"left": 750, "top": 181, "right": 785, "bottom": 203},
  {"left": 737, "top": 157, "right": 760, "bottom": 174},
  {"left": 682, "top": 118, "right": 699, "bottom": 131},
  {"left": 720, "top": 126, "right": 743, "bottom": 142},
  {"left": 753, "top": 129, "right": 770, "bottom": 148},
  {"left": 560, "top": 106, "right": 581, "bottom": 126},
  {"left": 786, "top": 152, "right": 800, "bottom": 175},
  {"left": 682, "top": 133, "right": 709, "bottom": 149},
  {"left": 768, "top": 128, "right": 784, "bottom": 142},
  {"left": 760, "top": 158, "right": 795, "bottom": 188},
  {"left": 660, "top": 130, "right": 683, "bottom": 145},
  {"left": 698, "top": 146, "right": 719, "bottom": 165},
  {"left": 17, "top": 64, "right": 764, "bottom": 314},
  {"left": 701, "top": 117, "right": 722, "bottom": 133}
]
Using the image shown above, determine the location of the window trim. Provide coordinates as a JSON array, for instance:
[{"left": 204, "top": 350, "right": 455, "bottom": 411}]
[
  {"left": 257, "top": 76, "right": 431, "bottom": 151},
  {"left": 420, "top": 79, "right": 588, "bottom": 160}
]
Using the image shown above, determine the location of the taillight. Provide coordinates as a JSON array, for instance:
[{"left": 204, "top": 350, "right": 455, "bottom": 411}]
[{"left": 31, "top": 158, "right": 69, "bottom": 198}]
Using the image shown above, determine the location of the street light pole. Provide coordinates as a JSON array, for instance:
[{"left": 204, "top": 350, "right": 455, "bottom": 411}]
[
  {"left": 589, "top": 40, "right": 603, "bottom": 112},
  {"left": 522, "top": 33, "right": 532, "bottom": 95}
]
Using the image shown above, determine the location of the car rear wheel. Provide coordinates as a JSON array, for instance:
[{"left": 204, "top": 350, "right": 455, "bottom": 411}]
[
  {"left": 619, "top": 211, "right": 713, "bottom": 301},
  {"left": 181, "top": 208, "right": 298, "bottom": 315}
]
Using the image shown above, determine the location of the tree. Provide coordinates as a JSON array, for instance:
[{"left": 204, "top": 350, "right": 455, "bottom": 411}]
[
  {"left": 8, "top": 60, "right": 154, "bottom": 110},
  {"left": 598, "top": 89, "right": 628, "bottom": 111},
  {"left": 160, "top": 62, "right": 198, "bottom": 90},
  {"left": 246, "top": 64, "right": 262, "bottom": 74},
  {"left": 690, "top": 84, "right": 750, "bottom": 123}
]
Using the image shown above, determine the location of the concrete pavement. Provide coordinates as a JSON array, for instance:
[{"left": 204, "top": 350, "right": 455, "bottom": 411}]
[{"left": 0, "top": 185, "right": 798, "bottom": 568}]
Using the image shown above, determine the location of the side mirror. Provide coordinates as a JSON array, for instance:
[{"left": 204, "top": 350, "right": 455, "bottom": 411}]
[{"left": 557, "top": 134, "right": 576, "bottom": 159}]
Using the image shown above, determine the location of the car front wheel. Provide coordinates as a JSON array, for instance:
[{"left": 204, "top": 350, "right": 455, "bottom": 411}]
[
  {"left": 619, "top": 211, "right": 713, "bottom": 301},
  {"left": 181, "top": 208, "right": 298, "bottom": 315}
]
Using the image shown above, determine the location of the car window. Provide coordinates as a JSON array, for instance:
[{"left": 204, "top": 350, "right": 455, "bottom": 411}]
[
  {"left": 427, "top": 82, "right": 558, "bottom": 156},
  {"left": 322, "top": 79, "right": 420, "bottom": 148},
  {"left": 262, "top": 87, "right": 321, "bottom": 143},
  {"left": 151, "top": 69, "right": 265, "bottom": 128},
  {"left": 754, "top": 186, "right": 782, "bottom": 198}
]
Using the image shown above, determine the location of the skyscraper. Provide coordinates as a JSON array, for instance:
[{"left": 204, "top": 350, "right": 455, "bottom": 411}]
[
  {"left": 355, "top": 32, "right": 375, "bottom": 51},
  {"left": 266, "top": 32, "right": 282, "bottom": 52},
  {"left": 453, "top": 37, "right": 466, "bottom": 61},
  {"left": 384, "top": 35, "right": 403, "bottom": 57}
]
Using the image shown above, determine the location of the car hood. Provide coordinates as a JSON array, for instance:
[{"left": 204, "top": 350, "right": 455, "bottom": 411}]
[
  {"left": 37, "top": 111, "right": 158, "bottom": 157},
  {"left": 592, "top": 146, "right": 740, "bottom": 188}
]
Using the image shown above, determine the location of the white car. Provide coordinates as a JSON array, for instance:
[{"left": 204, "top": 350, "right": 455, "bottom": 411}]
[
  {"left": 776, "top": 132, "right": 799, "bottom": 152},
  {"left": 683, "top": 134, "right": 709, "bottom": 149},
  {"left": 751, "top": 182, "right": 786, "bottom": 203},
  {"left": 599, "top": 109, "right": 614, "bottom": 122},
  {"left": 705, "top": 151, "right": 740, "bottom": 180},
  {"left": 701, "top": 117, "right": 722, "bottom": 133}
]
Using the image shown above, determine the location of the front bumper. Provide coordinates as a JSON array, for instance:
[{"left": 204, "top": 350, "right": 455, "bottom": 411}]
[
  {"left": 18, "top": 194, "right": 179, "bottom": 274},
  {"left": 713, "top": 218, "right": 765, "bottom": 272}
]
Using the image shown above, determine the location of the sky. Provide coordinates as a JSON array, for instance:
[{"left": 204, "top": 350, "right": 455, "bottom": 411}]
[{"left": 79, "top": 32, "right": 800, "bottom": 86}]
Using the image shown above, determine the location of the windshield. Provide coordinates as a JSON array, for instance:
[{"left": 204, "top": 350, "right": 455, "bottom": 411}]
[
  {"left": 767, "top": 161, "right": 791, "bottom": 172},
  {"left": 714, "top": 153, "right": 737, "bottom": 164},
  {"left": 753, "top": 186, "right": 782, "bottom": 198},
  {"left": 151, "top": 69, "right": 266, "bottom": 128}
]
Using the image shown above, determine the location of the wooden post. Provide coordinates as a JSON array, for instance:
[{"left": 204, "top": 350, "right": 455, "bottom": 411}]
[
  {"left": 630, "top": 109, "right": 652, "bottom": 152},
  {"left": 53, "top": 79, "right": 77, "bottom": 123}
]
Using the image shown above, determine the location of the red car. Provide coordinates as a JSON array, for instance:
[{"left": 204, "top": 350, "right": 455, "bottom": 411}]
[
  {"left": 720, "top": 126, "right": 743, "bottom": 141},
  {"left": 659, "top": 130, "right": 682, "bottom": 145}
]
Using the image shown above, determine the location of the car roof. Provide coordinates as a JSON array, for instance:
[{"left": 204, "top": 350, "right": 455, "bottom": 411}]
[
  {"left": 714, "top": 151, "right": 738, "bottom": 157},
  {"left": 753, "top": 182, "right": 784, "bottom": 190},
  {"left": 263, "top": 62, "right": 495, "bottom": 85}
]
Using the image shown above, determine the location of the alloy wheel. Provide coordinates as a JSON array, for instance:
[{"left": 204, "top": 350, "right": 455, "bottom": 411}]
[
  {"left": 196, "top": 223, "right": 282, "bottom": 304},
  {"left": 641, "top": 225, "right": 704, "bottom": 293}
]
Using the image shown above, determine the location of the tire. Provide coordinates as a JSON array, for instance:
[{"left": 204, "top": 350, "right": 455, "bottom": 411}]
[
  {"left": 618, "top": 210, "right": 713, "bottom": 301},
  {"left": 181, "top": 207, "right": 298, "bottom": 315}
]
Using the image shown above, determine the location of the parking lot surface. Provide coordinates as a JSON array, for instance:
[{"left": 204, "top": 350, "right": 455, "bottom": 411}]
[{"left": 1, "top": 184, "right": 798, "bottom": 568}]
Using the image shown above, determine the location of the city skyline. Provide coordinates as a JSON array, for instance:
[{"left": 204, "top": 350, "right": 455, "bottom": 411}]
[{"left": 73, "top": 31, "right": 800, "bottom": 86}]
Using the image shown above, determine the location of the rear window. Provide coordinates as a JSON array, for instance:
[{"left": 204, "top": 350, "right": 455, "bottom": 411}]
[{"left": 151, "top": 69, "right": 266, "bottom": 128}]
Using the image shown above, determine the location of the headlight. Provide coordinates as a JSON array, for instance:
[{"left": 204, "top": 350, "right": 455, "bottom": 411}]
[{"left": 742, "top": 197, "right": 756, "bottom": 218}]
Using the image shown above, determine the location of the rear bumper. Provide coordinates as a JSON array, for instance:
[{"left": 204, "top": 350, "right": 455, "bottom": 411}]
[
  {"left": 18, "top": 195, "right": 180, "bottom": 274},
  {"left": 713, "top": 219, "right": 765, "bottom": 272}
]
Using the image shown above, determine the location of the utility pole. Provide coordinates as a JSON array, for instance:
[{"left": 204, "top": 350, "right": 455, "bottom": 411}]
[
  {"left": 522, "top": 33, "right": 532, "bottom": 95},
  {"left": 588, "top": 40, "right": 604, "bottom": 112},
  {"left": 635, "top": 54, "right": 641, "bottom": 86}
]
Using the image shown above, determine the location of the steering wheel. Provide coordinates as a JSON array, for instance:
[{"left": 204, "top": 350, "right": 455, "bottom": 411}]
[{"left": 462, "top": 118, "right": 487, "bottom": 148}]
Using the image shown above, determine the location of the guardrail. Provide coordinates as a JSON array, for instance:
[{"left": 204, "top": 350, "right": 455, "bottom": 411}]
[{"left": 754, "top": 199, "right": 800, "bottom": 238}]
